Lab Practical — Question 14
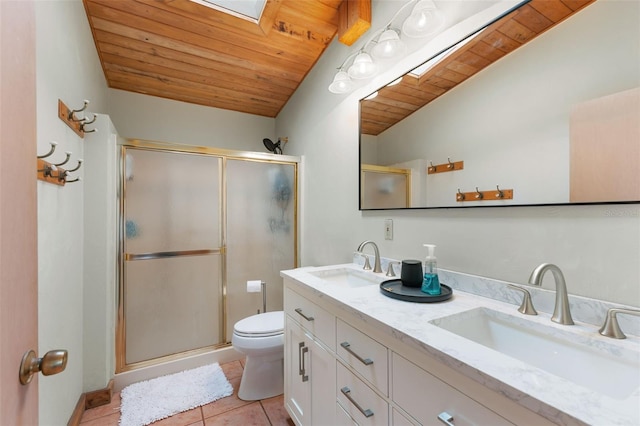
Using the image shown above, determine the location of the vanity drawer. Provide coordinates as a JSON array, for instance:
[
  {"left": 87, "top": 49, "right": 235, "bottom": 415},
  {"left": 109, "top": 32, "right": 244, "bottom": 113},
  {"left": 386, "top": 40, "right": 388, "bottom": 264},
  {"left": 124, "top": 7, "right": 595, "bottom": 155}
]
[
  {"left": 337, "top": 362, "right": 389, "bottom": 426},
  {"left": 392, "top": 408, "right": 418, "bottom": 426},
  {"left": 392, "top": 353, "right": 513, "bottom": 426},
  {"left": 336, "top": 402, "right": 358, "bottom": 425},
  {"left": 285, "top": 288, "right": 335, "bottom": 350},
  {"left": 337, "top": 318, "right": 388, "bottom": 395}
]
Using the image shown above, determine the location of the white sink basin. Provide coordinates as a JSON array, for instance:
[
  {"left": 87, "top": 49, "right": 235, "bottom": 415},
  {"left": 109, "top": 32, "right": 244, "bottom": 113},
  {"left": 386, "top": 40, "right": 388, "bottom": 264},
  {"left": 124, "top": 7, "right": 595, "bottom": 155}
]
[
  {"left": 430, "top": 307, "right": 640, "bottom": 400},
  {"left": 308, "top": 267, "right": 382, "bottom": 288}
]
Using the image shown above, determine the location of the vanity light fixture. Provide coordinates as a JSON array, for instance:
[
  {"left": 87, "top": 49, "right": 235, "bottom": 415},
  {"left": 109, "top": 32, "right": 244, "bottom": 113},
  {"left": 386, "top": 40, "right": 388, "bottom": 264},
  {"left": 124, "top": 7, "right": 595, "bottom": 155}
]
[
  {"left": 402, "top": 0, "right": 445, "bottom": 38},
  {"left": 328, "top": 0, "right": 446, "bottom": 94}
]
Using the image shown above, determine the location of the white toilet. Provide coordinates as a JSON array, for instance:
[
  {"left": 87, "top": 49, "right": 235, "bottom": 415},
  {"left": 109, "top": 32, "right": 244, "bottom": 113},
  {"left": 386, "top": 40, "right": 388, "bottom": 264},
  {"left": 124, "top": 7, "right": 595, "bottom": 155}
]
[{"left": 232, "top": 310, "right": 285, "bottom": 401}]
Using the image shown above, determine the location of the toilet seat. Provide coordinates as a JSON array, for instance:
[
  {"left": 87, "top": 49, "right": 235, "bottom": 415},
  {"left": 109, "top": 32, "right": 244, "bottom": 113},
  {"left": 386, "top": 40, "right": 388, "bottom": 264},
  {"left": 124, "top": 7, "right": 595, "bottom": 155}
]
[{"left": 233, "top": 311, "right": 284, "bottom": 338}]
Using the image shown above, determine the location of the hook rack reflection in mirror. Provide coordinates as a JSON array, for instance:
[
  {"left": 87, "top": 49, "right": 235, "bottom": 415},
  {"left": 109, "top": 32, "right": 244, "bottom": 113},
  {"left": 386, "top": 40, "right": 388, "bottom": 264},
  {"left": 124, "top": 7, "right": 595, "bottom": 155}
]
[
  {"left": 427, "top": 159, "right": 463, "bottom": 174},
  {"left": 474, "top": 187, "right": 483, "bottom": 200},
  {"left": 455, "top": 186, "right": 513, "bottom": 202}
]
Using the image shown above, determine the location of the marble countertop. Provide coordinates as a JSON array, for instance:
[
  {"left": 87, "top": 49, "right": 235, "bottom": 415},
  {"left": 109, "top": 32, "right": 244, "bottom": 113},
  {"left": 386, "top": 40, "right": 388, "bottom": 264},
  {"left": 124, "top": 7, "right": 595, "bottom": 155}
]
[{"left": 281, "top": 263, "right": 640, "bottom": 426}]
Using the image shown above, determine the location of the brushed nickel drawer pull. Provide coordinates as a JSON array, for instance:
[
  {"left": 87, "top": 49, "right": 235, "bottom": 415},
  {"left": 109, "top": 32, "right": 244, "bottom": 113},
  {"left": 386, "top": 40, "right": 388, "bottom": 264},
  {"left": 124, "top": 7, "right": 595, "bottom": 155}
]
[
  {"left": 298, "top": 342, "right": 304, "bottom": 377},
  {"left": 295, "top": 308, "right": 314, "bottom": 322},
  {"left": 438, "top": 411, "right": 455, "bottom": 426},
  {"left": 341, "top": 386, "right": 373, "bottom": 418},
  {"left": 340, "top": 341, "right": 373, "bottom": 365},
  {"left": 301, "top": 345, "right": 309, "bottom": 382}
]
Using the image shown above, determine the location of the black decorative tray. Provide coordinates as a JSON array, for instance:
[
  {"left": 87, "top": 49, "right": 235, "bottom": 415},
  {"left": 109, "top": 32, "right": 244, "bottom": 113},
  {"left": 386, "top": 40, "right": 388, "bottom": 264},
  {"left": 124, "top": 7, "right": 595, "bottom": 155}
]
[{"left": 379, "top": 279, "right": 453, "bottom": 303}]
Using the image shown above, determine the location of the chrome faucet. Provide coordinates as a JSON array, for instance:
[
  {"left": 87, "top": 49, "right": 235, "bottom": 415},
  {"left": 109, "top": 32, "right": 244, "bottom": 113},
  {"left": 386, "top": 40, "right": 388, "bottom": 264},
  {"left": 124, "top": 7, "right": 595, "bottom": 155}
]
[
  {"left": 357, "top": 240, "right": 382, "bottom": 273},
  {"left": 528, "top": 263, "right": 574, "bottom": 325},
  {"left": 599, "top": 308, "right": 640, "bottom": 339}
]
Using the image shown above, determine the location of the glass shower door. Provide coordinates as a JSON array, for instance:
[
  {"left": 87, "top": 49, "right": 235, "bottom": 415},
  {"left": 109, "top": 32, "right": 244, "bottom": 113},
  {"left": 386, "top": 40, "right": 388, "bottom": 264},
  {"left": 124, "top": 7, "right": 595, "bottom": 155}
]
[
  {"left": 122, "top": 148, "right": 223, "bottom": 365},
  {"left": 225, "top": 159, "right": 296, "bottom": 338}
]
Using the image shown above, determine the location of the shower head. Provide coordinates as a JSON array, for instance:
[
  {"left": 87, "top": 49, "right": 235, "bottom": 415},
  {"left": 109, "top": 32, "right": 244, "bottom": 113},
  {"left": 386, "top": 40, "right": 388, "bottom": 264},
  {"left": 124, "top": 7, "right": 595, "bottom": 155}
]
[{"left": 263, "top": 138, "right": 282, "bottom": 154}]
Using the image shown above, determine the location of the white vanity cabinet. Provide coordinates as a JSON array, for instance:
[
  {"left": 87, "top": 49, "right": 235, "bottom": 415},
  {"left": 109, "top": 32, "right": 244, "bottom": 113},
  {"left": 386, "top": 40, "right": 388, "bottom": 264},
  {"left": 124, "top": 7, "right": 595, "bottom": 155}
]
[
  {"left": 283, "top": 277, "right": 554, "bottom": 426},
  {"left": 284, "top": 288, "right": 336, "bottom": 426}
]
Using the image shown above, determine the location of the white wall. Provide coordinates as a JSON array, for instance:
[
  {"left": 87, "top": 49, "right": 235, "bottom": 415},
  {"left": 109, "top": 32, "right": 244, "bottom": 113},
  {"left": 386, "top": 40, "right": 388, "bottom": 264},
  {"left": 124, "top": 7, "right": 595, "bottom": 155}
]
[
  {"left": 82, "top": 115, "right": 118, "bottom": 393},
  {"left": 35, "top": 22, "right": 275, "bottom": 421},
  {"left": 107, "top": 89, "right": 275, "bottom": 151},
  {"left": 276, "top": 0, "right": 640, "bottom": 306},
  {"left": 35, "top": 0, "right": 107, "bottom": 423}
]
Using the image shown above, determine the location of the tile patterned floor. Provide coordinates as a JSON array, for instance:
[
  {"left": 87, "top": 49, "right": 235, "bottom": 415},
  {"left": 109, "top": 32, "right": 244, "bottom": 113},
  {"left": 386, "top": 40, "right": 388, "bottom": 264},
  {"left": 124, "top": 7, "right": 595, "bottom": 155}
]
[{"left": 79, "top": 360, "right": 293, "bottom": 426}]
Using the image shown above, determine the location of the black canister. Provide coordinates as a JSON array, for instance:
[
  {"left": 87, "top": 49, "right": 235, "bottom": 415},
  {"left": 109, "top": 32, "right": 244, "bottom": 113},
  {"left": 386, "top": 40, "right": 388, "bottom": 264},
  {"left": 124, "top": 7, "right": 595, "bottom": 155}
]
[{"left": 400, "top": 259, "right": 423, "bottom": 287}]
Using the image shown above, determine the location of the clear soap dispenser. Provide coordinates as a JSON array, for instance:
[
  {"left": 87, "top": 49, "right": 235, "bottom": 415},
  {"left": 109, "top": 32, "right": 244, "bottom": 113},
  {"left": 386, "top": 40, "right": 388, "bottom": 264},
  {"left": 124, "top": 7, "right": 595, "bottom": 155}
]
[{"left": 421, "top": 244, "right": 441, "bottom": 295}]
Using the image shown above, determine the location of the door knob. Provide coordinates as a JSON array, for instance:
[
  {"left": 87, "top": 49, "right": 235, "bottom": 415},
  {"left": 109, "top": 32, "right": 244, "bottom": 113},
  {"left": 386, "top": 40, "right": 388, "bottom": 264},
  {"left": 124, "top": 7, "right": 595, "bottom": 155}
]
[{"left": 19, "top": 349, "right": 68, "bottom": 385}]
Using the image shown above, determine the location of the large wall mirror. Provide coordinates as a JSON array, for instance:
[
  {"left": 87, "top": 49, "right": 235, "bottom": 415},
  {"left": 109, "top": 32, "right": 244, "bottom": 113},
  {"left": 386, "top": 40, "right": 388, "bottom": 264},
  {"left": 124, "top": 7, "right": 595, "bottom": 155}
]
[{"left": 359, "top": 0, "right": 639, "bottom": 209}]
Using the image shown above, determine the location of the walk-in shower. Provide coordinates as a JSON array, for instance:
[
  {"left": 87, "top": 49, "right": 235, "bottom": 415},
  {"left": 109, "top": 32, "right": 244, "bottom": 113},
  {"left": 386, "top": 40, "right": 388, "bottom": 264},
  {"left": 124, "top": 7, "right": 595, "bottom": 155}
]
[{"left": 117, "top": 140, "right": 297, "bottom": 372}]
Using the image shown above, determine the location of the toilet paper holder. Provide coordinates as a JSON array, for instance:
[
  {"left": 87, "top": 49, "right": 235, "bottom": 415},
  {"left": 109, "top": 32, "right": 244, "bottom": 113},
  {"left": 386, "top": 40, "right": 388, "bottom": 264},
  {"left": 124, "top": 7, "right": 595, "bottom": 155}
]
[{"left": 247, "top": 280, "right": 267, "bottom": 314}]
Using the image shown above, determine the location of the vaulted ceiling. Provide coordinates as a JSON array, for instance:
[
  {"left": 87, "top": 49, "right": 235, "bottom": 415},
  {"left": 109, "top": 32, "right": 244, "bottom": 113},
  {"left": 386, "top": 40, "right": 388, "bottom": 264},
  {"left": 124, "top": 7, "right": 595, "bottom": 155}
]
[
  {"left": 83, "top": 0, "right": 594, "bottom": 123},
  {"left": 82, "top": 0, "right": 342, "bottom": 117}
]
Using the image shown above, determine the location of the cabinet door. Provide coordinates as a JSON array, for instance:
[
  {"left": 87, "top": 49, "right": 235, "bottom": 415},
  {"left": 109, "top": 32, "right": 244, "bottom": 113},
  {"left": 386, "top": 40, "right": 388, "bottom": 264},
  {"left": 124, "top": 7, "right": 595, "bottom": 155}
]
[
  {"left": 286, "top": 317, "right": 310, "bottom": 425},
  {"left": 310, "top": 337, "right": 337, "bottom": 425}
]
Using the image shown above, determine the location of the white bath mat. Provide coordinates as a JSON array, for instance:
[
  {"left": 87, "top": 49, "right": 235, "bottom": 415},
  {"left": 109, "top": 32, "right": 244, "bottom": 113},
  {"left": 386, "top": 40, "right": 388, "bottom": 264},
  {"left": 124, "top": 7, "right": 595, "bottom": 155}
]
[{"left": 119, "top": 363, "right": 233, "bottom": 426}]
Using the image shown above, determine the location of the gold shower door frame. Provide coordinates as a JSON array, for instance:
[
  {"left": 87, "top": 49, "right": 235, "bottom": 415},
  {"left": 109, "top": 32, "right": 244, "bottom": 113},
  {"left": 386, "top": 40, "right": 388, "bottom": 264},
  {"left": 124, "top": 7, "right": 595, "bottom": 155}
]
[
  {"left": 360, "top": 164, "right": 411, "bottom": 209},
  {"left": 116, "top": 139, "right": 298, "bottom": 373}
]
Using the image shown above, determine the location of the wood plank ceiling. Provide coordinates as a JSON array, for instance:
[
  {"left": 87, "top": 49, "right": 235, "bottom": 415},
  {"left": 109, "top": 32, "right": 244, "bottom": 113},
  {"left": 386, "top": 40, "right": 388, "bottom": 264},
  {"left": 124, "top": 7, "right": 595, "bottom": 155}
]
[
  {"left": 360, "top": 0, "right": 596, "bottom": 136},
  {"left": 82, "top": 0, "right": 342, "bottom": 117}
]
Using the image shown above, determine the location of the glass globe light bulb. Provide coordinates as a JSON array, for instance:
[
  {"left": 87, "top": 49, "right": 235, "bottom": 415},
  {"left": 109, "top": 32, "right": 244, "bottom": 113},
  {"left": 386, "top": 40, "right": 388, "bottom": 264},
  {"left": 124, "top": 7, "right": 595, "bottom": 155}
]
[
  {"left": 402, "top": 0, "right": 445, "bottom": 38},
  {"left": 328, "top": 70, "right": 354, "bottom": 94},
  {"left": 371, "top": 29, "right": 406, "bottom": 60},
  {"left": 347, "top": 52, "right": 377, "bottom": 79}
]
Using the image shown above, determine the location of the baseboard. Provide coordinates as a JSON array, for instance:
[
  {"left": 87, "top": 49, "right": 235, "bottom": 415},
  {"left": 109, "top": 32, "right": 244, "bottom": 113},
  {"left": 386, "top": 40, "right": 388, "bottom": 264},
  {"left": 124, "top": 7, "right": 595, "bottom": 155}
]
[
  {"left": 67, "top": 394, "right": 86, "bottom": 426},
  {"left": 66, "top": 379, "right": 114, "bottom": 426},
  {"left": 85, "top": 379, "right": 114, "bottom": 409}
]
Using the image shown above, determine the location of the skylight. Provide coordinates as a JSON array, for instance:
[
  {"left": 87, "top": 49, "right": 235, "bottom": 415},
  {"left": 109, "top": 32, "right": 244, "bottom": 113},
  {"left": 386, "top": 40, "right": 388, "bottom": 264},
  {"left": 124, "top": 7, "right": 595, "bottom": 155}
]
[{"left": 190, "top": 0, "right": 267, "bottom": 21}]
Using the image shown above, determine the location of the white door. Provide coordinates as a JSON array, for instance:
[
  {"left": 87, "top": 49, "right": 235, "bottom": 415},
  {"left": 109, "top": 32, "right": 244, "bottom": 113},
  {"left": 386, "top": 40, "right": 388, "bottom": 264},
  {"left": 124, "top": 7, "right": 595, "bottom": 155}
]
[{"left": 0, "top": 0, "right": 39, "bottom": 423}]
